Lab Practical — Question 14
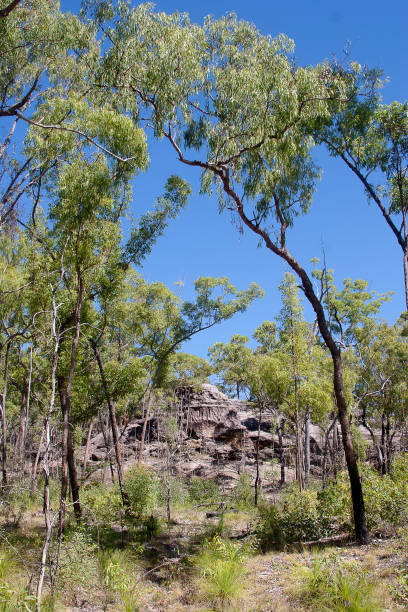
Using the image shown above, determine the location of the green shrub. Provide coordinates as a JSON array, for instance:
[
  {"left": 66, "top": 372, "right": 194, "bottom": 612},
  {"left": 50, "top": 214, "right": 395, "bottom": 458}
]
[
  {"left": 196, "top": 536, "right": 251, "bottom": 611},
  {"left": 257, "top": 488, "right": 329, "bottom": 550},
  {"left": 231, "top": 472, "right": 254, "bottom": 510},
  {"left": 289, "top": 550, "right": 381, "bottom": 611},
  {"left": 318, "top": 459, "right": 408, "bottom": 534},
  {"left": 123, "top": 465, "right": 159, "bottom": 521},
  {"left": 57, "top": 526, "right": 98, "bottom": 602},
  {"left": 0, "top": 549, "right": 34, "bottom": 611},
  {"left": 157, "top": 475, "right": 188, "bottom": 508},
  {"left": 81, "top": 483, "right": 122, "bottom": 527},
  {"left": 0, "top": 483, "right": 31, "bottom": 527},
  {"left": 98, "top": 549, "right": 139, "bottom": 612},
  {"left": 188, "top": 477, "right": 221, "bottom": 505}
]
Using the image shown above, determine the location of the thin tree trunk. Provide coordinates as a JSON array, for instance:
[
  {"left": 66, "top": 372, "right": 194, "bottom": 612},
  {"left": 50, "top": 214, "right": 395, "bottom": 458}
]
[
  {"left": 276, "top": 418, "right": 285, "bottom": 487},
  {"left": 362, "top": 419, "right": 383, "bottom": 473},
  {"left": 57, "top": 277, "right": 84, "bottom": 537},
  {"left": 30, "top": 428, "right": 45, "bottom": 498},
  {"left": 81, "top": 418, "right": 94, "bottom": 477},
  {"left": 385, "top": 414, "right": 392, "bottom": 473},
  {"left": 17, "top": 379, "right": 29, "bottom": 468},
  {"left": 91, "top": 342, "right": 127, "bottom": 505},
  {"left": 0, "top": 343, "right": 10, "bottom": 490},
  {"left": 37, "top": 289, "right": 61, "bottom": 610},
  {"left": 322, "top": 415, "right": 337, "bottom": 486},
  {"left": 138, "top": 386, "right": 155, "bottom": 462},
  {"left": 99, "top": 410, "right": 116, "bottom": 483},
  {"left": 304, "top": 407, "right": 311, "bottom": 485},
  {"left": 333, "top": 353, "right": 369, "bottom": 543},
  {"left": 254, "top": 400, "right": 262, "bottom": 506}
]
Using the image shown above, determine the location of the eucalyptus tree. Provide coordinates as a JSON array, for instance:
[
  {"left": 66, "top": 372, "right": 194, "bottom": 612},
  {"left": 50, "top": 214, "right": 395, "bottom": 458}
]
[
  {"left": 355, "top": 320, "right": 408, "bottom": 473},
  {"left": 311, "top": 80, "right": 408, "bottom": 310},
  {"left": 125, "top": 275, "right": 263, "bottom": 461},
  {"left": 0, "top": 0, "right": 89, "bottom": 227},
  {"left": 208, "top": 334, "right": 252, "bottom": 398},
  {"left": 92, "top": 3, "right": 393, "bottom": 541}
]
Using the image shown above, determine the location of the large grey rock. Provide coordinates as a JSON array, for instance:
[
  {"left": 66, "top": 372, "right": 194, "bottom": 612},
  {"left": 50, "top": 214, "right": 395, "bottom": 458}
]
[{"left": 178, "top": 384, "right": 247, "bottom": 442}]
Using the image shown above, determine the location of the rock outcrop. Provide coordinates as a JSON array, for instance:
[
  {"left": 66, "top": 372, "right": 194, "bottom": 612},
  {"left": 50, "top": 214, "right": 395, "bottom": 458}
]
[{"left": 85, "top": 383, "right": 326, "bottom": 493}]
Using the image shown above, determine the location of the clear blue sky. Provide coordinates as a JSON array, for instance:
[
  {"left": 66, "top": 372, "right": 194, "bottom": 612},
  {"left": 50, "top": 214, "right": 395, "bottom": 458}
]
[{"left": 63, "top": 0, "right": 408, "bottom": 358}]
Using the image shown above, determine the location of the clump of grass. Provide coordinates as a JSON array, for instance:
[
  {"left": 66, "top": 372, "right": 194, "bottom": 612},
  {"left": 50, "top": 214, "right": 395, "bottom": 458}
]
[
  {"left": 195, "top": 535, "right": 253, "bottom": 611},
  {"left": 98, "top": 549, "right": 140, "bottom": 612},
  {"left": 0, "top": 548, "right": 35, "bottom": 611},
  {"left": 288, "top": 550, "right": 382, "bottom": 612}
]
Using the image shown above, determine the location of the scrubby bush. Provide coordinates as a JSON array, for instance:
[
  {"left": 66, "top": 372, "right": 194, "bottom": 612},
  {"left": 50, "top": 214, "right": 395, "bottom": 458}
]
[
  {"left": 188, "top": 476, "right": 221, "bottom": 505},
  {"left": 123, "top": 465, "right": 159, "bottom": 521},
  {"left": 57, "top": 527, "right": 99, "bottom": 604},
  {"left": 257, "top": 488, "right": 330, "bottom": 550},
  {"left": 258, "top": 457, "right": 408, "bottom": 549},
  {"left": 81, "top": 483, "right": 122, "bottom": 527},
  {"left": 0, "top": 549, "right": 35, "bottom": 611},
  {"left": 319, "top": 459, "right": 408, "bottom": 533},
  {"left": 0, "top": 483, "right": 31, "bottom": 527},
  {"left": 231, "top": 472, "right": 254, "bottom": 510},
  {"left": 82, "top": 465, "right": 160, "bottom": 533}
]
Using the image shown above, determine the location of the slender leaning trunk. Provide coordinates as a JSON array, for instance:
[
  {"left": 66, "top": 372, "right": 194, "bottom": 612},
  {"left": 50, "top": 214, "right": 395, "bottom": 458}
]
[
  {"left": 332, "top": 352, "right": 369, "bottom": 544},
  {"left": 304, "top": 407, "right": 311, "bottom": 485},
  {"left": 254, "top": 401, "right": 262, "bottom": 506},
  {"left": 82, "top": 418, "right": 94, "bottom": 477},
  {"left": 37, "top": 293, "right": 61, "bottom": 610},
  {"left": 276, "top": 418, "right": 285, "bottom": 487},
  {"left": 57, "top": 278, "right": 84, "bottom": 536},
  {"left": 0, "top": 343, "right": 10, "bottom": 490},
  {"left": 92, "top": 342, "right": 128, "bottom": 506}
]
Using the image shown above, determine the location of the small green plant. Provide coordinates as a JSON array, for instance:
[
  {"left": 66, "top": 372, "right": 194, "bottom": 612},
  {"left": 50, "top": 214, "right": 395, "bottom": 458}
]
[
  {"left": 123, "top": 465, "right": 159, "bottom": 521},
  {"left": 389, "top": 569, "right": 408, "bottom": 607},
  {"left": 289, "top": 550, "right": 381, "bottom": 611},
  {"left": 99, "top": 549, "right": 139, "bottom": 612},
  {"left": 257, "top": 488, "right": 329, "bottom": 550},
  {"left": 57, "top": 527, "right": 98, "bottom": 604},
  {"left": 0, "top": 549, "right": 35, "bottom": 611},
  {"left": 189, "top": 476, "right": 221, "bottom": 505},
  {"left": 196, "top": 536, "right": 252, "bottom": 611},
  {"left": 81, "top": 483, "right": 122, "bottom": 527},
  {"left": 231, "top": 472, "right": 253, "bottom": 510},
  {"left": 0, "top": 484, "right": 31, "bottom": 527}
]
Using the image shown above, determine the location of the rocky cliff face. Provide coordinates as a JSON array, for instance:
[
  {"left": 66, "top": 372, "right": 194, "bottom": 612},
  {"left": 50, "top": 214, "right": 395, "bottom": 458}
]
[
  {"left": 87, "top": 383, "right": 386, "bottom": 494},
  {"left": 87, "top": 383, "right": 319, "bottom": 493}
]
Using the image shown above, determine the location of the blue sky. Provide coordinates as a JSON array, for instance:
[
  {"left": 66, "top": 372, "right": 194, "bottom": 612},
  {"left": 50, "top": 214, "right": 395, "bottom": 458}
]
[{"left": 62, "top": 0, "right": 408, "bottom": 358}]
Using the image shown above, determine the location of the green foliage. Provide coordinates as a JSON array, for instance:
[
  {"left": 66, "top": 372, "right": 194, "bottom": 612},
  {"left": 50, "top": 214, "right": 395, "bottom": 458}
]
[
  {"left": 81, "top": 483, "right": 122, "bottom": 527},
  {"left": 0, "top": 549, "right": 32, "bottom": 611},
  {"left": 208, "top": 334, "right": 252, "bottom": 397},
  {"left": 389, "top": 568, "right": 408, "bottom": 607},
  {"left": 289, "top": 550, "right": 381, "bottom": 611},
  {"left": 158, "top": 476, "right": 189, "bottom": 508},
  {"left": 321, "top": 461, "right": 408, "bottom": 532},
  {"left": 57, "top": 527, "right": 98, "bottom": 601},
  {"left": 231, "top": 473, "right": 254, "bottom": 510},
  {"left": 188, "top": 477, "right": 221, "bottom": 505},
  {"left": 98, "top": 549, "right": 139, "bottom": 612},
  {"left": 196, "top": 536, "right": 252, "bottom": 611},
  {"left": 257, "top": 488, "right": 329, "bottom": 550},
  {"left": 0, "top": 484, "right": 31, "bottom": 528},
  {"left": 125, "top": 175, "right": 191, "bottom": 266},
  {"left": 123, "top": 465, "right": 159, "bottom": 521}
]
